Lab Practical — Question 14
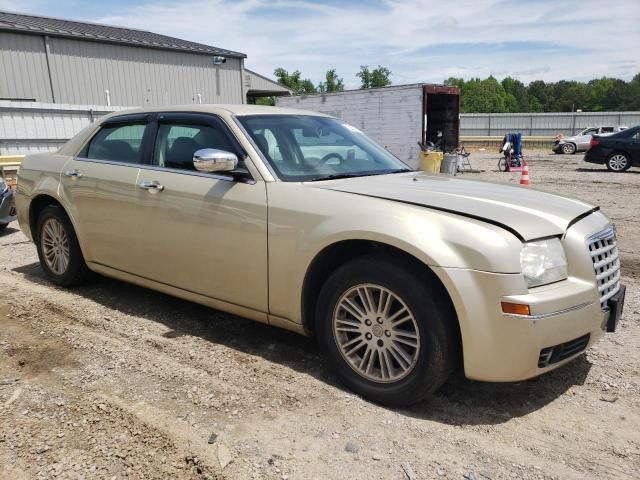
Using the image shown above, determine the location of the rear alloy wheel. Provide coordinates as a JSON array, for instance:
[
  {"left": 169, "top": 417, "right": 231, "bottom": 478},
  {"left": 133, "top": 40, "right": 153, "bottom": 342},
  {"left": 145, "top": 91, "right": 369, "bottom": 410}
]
[
  {"left": 316, "top": 255, "right": 457, "bottom": 407},
  {"left": 561, "top": 143, "right": 576, "bottom": 154},
  {"left": 36, "top": 205, "right": 89, "bottom": 286},
  {"left": 606, "top": 153, "right": 631, "bottom": 172}
]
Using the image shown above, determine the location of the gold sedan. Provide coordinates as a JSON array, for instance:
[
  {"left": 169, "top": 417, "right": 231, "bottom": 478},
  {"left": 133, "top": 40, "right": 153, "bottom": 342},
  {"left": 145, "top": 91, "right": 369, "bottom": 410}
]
[{"left": 15, "top": 105, "right": 625, "bottom": 406}]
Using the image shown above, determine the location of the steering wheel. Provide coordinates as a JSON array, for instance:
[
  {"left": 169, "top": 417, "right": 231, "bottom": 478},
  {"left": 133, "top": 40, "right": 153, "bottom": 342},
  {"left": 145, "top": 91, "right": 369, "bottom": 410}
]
[{"left": 321, "top": 153, "right": 343, "bottom": 165}]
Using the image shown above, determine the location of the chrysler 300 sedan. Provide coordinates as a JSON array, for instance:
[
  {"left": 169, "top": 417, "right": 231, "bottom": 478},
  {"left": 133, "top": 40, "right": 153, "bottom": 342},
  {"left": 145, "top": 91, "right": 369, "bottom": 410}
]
[{"left": 16, "top": 105, "right": 625, "bottom": 406}]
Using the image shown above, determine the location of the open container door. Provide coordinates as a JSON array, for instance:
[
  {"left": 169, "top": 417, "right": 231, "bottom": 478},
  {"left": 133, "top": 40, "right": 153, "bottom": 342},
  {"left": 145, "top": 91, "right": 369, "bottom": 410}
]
[{"left": 422, "top": 84, "right": 461, "bottom": 153}]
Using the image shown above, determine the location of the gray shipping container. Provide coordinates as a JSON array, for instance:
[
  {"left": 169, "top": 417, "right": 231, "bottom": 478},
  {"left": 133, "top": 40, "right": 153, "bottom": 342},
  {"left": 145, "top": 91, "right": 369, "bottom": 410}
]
[{"left": 276, "top": 83, "right": 460, "bottom": 167}]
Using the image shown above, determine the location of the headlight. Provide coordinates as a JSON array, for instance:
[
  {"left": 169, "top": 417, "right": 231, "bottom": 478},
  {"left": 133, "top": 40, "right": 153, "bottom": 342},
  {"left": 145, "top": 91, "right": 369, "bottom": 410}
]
[
  {"left": 520, "top": 238, "right": 568, "bottom": 288},
  {"left": 0, "top": 178, "right": 7, "bottom": 194}
]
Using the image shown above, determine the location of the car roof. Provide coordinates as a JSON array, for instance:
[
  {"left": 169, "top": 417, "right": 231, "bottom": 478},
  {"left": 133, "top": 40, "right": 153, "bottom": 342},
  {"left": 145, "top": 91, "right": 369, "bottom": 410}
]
[{"left": 101, "top": 104, "right": 330, "bottom": 121}]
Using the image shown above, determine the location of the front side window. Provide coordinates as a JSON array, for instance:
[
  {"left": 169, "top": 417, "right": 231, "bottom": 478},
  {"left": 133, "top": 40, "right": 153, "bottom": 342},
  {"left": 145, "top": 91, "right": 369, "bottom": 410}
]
[
  {"left": 153, "top": 122, "right": 236, "bottom": 171},
  {"left": 238, "top": 115, "right": 410, "bottom": 181},
  {"left": 86, "top": 123, "right": 146, "bottom": 163}
]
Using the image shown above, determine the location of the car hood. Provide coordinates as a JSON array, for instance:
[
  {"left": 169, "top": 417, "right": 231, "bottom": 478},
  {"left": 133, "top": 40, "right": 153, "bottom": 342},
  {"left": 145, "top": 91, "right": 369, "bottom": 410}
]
[{"left": 312, "top": 172, "right": 596, "bottom": 241}]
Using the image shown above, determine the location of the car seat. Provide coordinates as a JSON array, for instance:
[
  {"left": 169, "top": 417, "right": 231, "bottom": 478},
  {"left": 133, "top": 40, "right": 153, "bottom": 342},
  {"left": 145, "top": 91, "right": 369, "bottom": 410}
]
[{"left": 166, "top": 137, "right": 200, "bottom": 170}]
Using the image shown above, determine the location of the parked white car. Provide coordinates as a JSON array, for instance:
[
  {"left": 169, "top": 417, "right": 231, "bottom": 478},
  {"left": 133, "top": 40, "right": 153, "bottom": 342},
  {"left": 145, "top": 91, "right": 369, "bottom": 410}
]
[{"left": 553, "top": 126, "right": 628, "bottom": 154}]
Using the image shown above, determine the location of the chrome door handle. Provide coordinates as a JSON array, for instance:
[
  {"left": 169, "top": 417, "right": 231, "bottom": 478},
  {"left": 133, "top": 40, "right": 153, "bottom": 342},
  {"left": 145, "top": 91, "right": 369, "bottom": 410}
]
[
  {"left": 139, "top": 181, "right": 164, "bottom": 192},
  {"left": 64, "top": 169, "right": 82, "bottom": 178}
]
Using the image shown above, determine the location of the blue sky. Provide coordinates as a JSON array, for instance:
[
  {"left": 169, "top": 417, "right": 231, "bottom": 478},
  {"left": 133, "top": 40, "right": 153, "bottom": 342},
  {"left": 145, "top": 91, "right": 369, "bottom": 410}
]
[{"left": 1, "top": 0, "right": 638, "bottom": 88}]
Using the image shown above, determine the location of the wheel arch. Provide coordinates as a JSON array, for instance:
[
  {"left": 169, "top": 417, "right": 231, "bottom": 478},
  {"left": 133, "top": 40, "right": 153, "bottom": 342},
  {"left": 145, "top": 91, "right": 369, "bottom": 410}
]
[
  {"left": 28, "top": 194, "right": 86, "bottom": 257},
  {"left": 607, "top": 149, "right": 632, "bottom": 160},
  {"left": 301, "top": 239, "right": 462, "bottom": 358}
]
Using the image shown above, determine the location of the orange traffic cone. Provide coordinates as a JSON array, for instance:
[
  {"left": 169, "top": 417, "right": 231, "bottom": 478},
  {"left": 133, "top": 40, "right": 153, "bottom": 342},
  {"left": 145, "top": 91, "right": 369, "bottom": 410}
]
[{"left": 520, "top": 160, "right": 530, "bottom": 186}]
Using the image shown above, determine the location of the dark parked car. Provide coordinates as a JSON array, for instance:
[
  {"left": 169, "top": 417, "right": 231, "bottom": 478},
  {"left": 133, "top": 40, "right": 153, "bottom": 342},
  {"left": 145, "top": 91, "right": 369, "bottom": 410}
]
[
  {"left": 0, "top": 177, "right": 17, "bottom": 230},
  {"left": 585, "top": 126, "right": 640, "bottom": 172}
]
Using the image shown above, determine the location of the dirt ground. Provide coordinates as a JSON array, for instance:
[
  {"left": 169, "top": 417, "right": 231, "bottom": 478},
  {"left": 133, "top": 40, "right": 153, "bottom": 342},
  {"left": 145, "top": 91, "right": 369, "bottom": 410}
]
[{"left": 1, "top": 151, "right": 639, "bottom": 480}]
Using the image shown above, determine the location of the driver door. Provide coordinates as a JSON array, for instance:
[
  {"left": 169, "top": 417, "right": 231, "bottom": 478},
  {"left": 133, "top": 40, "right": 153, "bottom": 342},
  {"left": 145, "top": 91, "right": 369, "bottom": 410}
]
[
  {"left": 577, "top": 128, "right": 597, "bottom": 149},
  {"left": 132, "top": 113, "right": 269, "bottom": 313}
]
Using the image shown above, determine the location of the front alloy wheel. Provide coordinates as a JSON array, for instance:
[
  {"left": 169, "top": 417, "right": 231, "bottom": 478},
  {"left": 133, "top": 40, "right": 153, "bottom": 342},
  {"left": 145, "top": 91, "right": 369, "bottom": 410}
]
[
  {"left": 561, "top": 143, "right": 576, "bottom": 154},
  {"left": 333, "top": 284, "right": 420, "bottom": 383},
  {"left": 606, "top": 153, "right": 630, "bottom": 172},
  {"left": 316, "top": 255, "right": 457, "bottom": 407}
]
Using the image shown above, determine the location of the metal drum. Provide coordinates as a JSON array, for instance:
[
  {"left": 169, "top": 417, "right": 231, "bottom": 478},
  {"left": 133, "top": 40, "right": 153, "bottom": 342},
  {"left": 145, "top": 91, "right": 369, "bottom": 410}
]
[{"left": 440, "top": 153, "right": 458, "bottom": 175}]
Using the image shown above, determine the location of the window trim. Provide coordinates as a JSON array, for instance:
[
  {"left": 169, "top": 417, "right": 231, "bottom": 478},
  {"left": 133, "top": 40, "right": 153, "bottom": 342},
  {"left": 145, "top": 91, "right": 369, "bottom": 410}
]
[
  {"left": 145, "top": 112, "right": 254, "bottom": 183},
  {"left": 77, "top": 116, "right": 153, "bottom": 165},
  {"left": 232, "top": 115, "right": 280, "bottom": 180}
]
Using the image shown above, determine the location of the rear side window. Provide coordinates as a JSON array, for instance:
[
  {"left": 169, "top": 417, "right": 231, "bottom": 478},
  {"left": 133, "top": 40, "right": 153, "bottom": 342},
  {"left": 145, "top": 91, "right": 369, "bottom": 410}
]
[{"left": 86, "top": 123, "right": 146, "bottom": 163}]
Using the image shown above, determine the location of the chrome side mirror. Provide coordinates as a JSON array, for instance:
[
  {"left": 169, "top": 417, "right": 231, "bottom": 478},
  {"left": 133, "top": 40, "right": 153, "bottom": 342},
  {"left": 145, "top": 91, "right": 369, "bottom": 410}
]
[{"left": 193, "top": 148, "right": 238, "bottom": 173}]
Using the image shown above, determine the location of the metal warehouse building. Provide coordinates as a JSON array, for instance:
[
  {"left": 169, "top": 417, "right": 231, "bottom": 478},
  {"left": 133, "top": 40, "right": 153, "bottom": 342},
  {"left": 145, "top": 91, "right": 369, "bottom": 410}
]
[{"left": 0, "top": 10, "right": 290, "bottom": 106}]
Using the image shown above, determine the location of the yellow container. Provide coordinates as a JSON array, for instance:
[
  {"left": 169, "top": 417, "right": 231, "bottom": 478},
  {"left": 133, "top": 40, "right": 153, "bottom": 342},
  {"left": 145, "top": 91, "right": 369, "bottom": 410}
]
[{"left": 419, "top": 151, "right": 443, "bottom": 173}]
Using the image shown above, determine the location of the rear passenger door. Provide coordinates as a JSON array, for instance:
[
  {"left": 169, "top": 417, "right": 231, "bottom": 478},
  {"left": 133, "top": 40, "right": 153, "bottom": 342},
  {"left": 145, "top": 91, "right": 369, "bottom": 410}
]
[
  {"left": 60, "top": 114, "right": 150, "bottom": 271},
  {"left": 132, "top": 113, "right": 269, "bottom": 313}
]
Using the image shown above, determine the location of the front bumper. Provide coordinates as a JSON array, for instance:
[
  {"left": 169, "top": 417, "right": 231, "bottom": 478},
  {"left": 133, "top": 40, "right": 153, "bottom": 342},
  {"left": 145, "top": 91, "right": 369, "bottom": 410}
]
[
  {"left": 0, "top": 188, "right": 17, "bottom": 225},
  {"left": 436, "top": 266, "right": 608, "bottom": 382}
]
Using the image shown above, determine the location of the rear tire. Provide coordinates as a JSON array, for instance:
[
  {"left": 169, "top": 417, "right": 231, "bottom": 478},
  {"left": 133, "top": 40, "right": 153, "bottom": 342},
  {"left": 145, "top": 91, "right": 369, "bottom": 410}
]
[
  {"left": 0, "top": 223, "right": 7, "bottom": 231},
  {"left": 561, "top": 143, "right": 576, "bottom": 154},
  {"left": 315, "top": 255, "right": 457, "bottom": 407},
  {"left": 606, "top": 152, "right": 631, "bottom": 172},
  {"left": 35, "top": 205, "right": 89, "bottom": 287}
]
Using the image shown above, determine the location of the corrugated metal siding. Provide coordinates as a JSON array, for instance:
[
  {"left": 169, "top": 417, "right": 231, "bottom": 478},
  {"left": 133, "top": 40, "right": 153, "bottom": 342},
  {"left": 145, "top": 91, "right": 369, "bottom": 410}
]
[
  {"left": 0, "top": 32, "right": 53, "bottom": 102},
  {"left": 244, "top": 69, "right": 290, "bottom": 94},
  {"left": 277, "top": 85, "right": 423, "bottom": 165},
  {"left": 461, "top": 112, "right": 640, "bottom": 136},
  {"left": 0, "top": 100, "right": 124, "bottom": 154},
  {"left": 47, "top": 37, "right": 243, "bottom": 106}
]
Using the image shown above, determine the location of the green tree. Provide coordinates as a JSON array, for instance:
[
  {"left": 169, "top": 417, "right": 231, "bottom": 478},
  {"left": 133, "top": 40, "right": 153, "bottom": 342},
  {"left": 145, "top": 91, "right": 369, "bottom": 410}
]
[
  {"left": 627, "top": 73, "right": 640, "bottom": 110},
  {"left": 527, "top": 80, "right": 549, "bottom": 111},
  {"left": 357, "top": 65, "right": 392, "bottom": 89},
  {"left": 254, "top": 96, "right": 275, "bottom": 106},
  {"left": 274, "top": 68, "right": 317, "bottom": 95},
  {"left": 461, "top": 76, "right": 508, "bottom": 113},
  {"left": 501, "top": 77, "right": 529, "bottom": 111},
  {"left": 529, "top": 97, "right": 544, "bottom": 112},
  {"left": 318, "top": 69, "right": 344, "bottom": 93}
]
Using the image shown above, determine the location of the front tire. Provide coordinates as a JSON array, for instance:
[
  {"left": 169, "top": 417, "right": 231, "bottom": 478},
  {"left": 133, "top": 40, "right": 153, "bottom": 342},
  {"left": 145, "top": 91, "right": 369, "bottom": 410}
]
[
  {"left": 35, "top": 205, "right": 89, "bottom": 287},
  {"left": 0, "top": 223, "right": 7, "bottom": 231},
  {"left": 606, "top": 152, "right": 631, "bottom": 172},
  {"left": 316, "top": 255, "right": 457, "bottom": 407},
  {"left": 561, "top": 143, "right": 576, "bottom": 154}
]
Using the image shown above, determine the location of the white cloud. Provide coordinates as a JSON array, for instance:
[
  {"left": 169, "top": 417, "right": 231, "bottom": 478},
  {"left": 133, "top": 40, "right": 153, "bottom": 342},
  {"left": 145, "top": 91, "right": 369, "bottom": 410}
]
[{"left": 2, "top": 0, "right": 639, "bottom": 87}]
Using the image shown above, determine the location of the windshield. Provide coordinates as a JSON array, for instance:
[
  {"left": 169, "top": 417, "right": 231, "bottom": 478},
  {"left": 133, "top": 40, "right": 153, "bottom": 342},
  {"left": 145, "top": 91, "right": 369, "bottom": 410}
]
[{"left": 237, "top": 115, "right": 411, "bottom": 181}]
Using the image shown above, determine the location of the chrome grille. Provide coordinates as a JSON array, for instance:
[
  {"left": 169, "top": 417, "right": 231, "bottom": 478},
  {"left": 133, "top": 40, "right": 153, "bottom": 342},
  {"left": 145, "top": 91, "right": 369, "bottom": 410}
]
[{"left": 587, "top": 225, "right": 620, "bottom": 309}]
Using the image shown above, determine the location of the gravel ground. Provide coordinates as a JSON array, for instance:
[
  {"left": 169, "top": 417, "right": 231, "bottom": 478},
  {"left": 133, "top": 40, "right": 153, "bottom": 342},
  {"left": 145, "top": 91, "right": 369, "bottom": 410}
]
[{"left": 0, "top": 151, "right": 639, "bottom": 479}]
